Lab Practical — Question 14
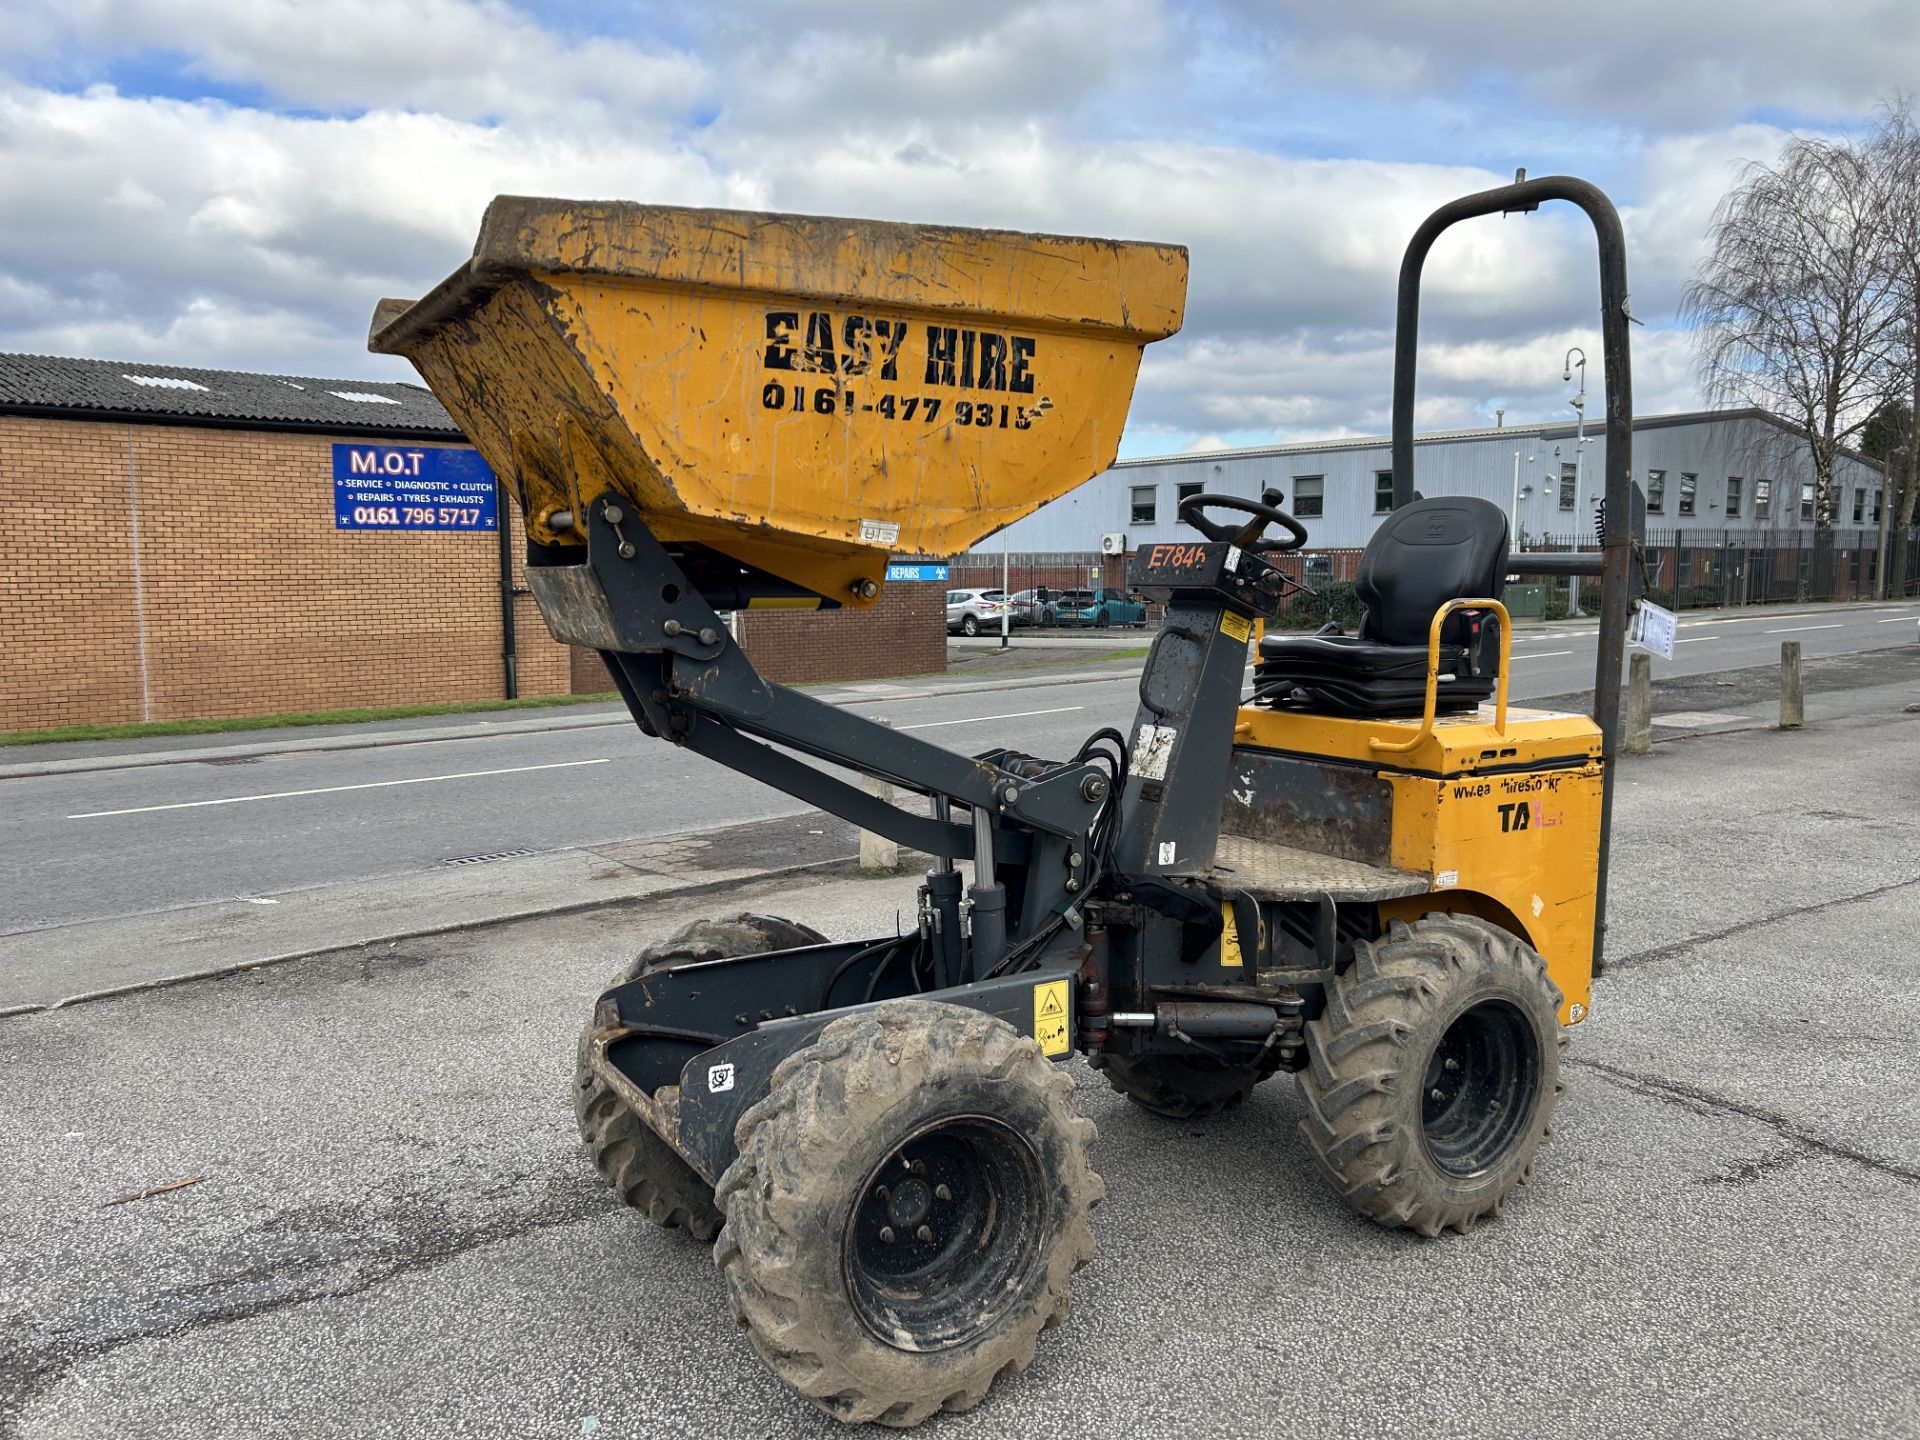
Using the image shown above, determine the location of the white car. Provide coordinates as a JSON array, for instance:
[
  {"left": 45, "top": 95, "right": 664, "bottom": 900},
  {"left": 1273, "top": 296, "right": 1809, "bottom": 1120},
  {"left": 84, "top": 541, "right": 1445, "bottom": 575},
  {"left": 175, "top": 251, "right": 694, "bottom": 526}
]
[{"left": 945, "top": 588, "right": 1007, "bottom": 636}]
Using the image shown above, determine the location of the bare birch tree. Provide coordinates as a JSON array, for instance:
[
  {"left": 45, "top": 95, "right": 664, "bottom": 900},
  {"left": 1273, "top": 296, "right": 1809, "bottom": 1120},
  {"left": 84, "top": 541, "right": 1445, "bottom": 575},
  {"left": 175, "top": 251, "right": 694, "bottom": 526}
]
[
  {"left": 1867, "top": 95, "right": 1920, "bottom": 596},
  {"left": 1682, "top": 135, "right": 1900, "bottom": 588}
]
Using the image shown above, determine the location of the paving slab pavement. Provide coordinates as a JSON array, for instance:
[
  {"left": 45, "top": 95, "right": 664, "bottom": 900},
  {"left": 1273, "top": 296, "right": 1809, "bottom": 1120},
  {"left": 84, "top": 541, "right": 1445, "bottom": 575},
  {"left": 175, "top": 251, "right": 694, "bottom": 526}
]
[{"left": 1, "top": 693, "right": 1916, "bottom": 1439}]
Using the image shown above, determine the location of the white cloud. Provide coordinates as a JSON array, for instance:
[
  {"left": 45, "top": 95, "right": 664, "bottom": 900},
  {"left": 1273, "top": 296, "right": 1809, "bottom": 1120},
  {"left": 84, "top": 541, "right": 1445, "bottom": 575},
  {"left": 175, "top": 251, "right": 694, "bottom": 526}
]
[
  {"left": 8, "top": 0, "right": 707, "bottom": 123},
  {"left": 1257, "top": 1, "right": 1920, "bottom": 128},
  {"left": 0, "top": 0, "right": 1882, "bottom": 447}
]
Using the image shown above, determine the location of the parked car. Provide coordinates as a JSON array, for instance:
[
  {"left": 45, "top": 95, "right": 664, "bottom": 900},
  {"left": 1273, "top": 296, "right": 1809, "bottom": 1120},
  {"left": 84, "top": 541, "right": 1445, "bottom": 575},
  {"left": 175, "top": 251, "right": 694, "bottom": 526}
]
[
  {"left": 1059, "top": 587, "right": 1148, "bottom": 628},
  {"left": 1008, "top": 588, "right": 1059, "bottom": 627},
  {"left": 945, "top": 588, "right": 1009, "bottom": 636}
]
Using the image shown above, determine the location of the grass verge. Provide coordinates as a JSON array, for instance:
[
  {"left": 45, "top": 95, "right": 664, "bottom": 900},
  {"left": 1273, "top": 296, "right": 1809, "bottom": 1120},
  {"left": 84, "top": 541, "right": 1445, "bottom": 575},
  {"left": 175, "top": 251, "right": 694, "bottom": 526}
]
[{"left": 0, "top": 692, "right": 621, "bottom": 748}]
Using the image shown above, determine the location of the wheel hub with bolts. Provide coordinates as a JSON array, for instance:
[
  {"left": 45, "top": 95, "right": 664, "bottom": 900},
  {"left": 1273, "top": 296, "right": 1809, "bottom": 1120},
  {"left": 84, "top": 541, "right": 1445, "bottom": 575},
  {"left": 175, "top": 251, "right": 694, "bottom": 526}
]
[
  {"left": 845, "top": 1118, "right": 1047, "bottom": 1352},
  {"left": 1421, "top": 998, "right": 1541, "bottom": 1178}
]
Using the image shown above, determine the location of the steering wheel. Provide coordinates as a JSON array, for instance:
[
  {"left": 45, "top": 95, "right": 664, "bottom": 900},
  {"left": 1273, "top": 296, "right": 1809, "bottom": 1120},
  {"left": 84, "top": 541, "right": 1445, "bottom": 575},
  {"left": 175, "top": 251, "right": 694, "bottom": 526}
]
[{"left": 1176, "top": 488, "right": 1308, "bottom": 553}]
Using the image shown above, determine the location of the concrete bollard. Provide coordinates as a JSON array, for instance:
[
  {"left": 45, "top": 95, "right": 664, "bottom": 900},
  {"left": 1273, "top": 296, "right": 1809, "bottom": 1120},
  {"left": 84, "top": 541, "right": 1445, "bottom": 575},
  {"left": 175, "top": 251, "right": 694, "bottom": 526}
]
[
  {"left": 858, "top": 717, "right": 901, "bottom": 874},
  {"left": 1779, "top": 641, "right": 1804, "bottom": 730},
  {"left": 1626, "top": 651, "right": 1653, "bottom": 755}
]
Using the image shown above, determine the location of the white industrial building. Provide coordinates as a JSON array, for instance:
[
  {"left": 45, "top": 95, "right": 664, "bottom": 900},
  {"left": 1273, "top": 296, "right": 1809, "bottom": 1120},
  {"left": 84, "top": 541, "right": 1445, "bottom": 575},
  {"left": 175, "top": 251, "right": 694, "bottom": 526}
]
[{"left": 987, "top": 408, "right": 1889, "bottom": 555}]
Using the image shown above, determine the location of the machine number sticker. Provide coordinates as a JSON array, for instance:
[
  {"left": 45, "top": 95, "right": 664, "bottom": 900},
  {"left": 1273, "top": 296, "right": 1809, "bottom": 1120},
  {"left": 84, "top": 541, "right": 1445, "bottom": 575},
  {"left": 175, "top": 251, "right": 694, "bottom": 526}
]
[
  {"left": 858, "top": 519, "right": 900, "bottom": 545},
  {"left": 1219, "top": 611, "right": 1252, "bottom": 644},
  {"left": 707, "top": 1063, "right": 736, "bottom": 1094},
  {"left": 1033, "top": 980, "right": 1070, "bottom": 1057}
]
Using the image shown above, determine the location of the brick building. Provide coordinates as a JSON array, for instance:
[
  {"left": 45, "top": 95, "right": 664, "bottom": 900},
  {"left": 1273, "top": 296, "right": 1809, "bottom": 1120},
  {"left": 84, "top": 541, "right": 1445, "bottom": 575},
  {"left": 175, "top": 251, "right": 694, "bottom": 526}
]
[{"left": 0, "top": 353, "right": 944, "bottom": 733}]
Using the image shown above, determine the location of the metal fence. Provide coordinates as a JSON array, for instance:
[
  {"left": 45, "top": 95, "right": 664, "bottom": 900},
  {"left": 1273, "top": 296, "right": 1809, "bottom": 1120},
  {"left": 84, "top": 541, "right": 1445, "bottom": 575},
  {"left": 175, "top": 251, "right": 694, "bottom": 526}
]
[
  {"left": 951, "top": 528, "right": 1920, "bottom": 631},
  {"left": 1519, "top": 527, "right": 1920, "bottom": 613}
]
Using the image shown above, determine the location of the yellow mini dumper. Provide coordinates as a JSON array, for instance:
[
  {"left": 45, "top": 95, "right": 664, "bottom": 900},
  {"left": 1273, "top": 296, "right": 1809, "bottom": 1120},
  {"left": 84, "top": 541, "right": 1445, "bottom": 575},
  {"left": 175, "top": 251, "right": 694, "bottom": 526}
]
[{"left": 370, "top": 176, "right": 1639, "bottom": 1427}]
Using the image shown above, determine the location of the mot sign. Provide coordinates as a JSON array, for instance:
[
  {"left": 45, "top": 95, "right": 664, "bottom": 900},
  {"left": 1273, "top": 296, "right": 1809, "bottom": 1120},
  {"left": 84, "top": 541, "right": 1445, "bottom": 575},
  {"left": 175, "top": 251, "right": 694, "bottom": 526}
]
[{"left": 333, "top": 444, "right": 499, "bottom": 532}]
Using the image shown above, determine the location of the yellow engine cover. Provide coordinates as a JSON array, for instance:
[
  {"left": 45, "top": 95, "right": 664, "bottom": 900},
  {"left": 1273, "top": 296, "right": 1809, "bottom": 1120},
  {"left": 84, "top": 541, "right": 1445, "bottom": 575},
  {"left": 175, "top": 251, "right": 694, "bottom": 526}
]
[
  {"left": 369, "top": 197, "right": 1188, "bottom": 606},
  {"left": 1233, "top": 704, "right": 1603, "bottom": 1021}
]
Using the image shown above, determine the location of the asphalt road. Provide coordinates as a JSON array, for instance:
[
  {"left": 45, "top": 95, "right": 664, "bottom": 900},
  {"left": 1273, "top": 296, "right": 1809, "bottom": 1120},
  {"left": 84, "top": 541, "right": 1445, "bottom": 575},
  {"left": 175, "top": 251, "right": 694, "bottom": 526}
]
[
  {"left": 3, "top": 694, "right": 1916, "bottom": 1439},
  {"left": 2, "top": 600, "right": 1915, "bottom": 932}
]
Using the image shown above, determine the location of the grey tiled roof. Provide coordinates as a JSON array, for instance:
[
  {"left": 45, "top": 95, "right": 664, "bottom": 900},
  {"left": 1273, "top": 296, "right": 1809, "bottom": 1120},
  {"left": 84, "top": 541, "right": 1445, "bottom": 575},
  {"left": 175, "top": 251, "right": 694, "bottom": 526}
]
[{"left": 0, "top": 352, "right": 461, "bottom": 436}]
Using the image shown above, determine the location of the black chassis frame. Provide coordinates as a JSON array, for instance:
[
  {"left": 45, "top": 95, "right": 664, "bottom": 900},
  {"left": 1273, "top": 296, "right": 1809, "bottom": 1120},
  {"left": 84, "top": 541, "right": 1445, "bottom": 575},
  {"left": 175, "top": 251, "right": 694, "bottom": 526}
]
[
  {"left": 546, "top": 493, "right": 1313, "bottom": 1184},
  {"left": 555, "top": 172, "right": 1640, "bottom": 1186}
]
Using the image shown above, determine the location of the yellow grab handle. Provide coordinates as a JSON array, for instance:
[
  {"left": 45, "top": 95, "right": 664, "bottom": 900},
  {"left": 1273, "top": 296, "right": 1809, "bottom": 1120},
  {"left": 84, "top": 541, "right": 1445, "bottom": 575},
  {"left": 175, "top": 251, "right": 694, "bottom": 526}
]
[{"left": 1368, "top": 597, "right": 1511, "bottom": 754}]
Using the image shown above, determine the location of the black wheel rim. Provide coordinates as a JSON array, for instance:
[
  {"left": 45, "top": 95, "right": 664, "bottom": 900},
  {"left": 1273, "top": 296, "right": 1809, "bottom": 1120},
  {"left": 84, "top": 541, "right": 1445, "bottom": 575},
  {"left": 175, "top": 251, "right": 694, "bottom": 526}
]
[
  {"left": 844, "top": 1115, "right": 1047, "bottom": 1352},
  {"left": 1420, "top": 1000, "right": 1541, "bottom": 1177}
]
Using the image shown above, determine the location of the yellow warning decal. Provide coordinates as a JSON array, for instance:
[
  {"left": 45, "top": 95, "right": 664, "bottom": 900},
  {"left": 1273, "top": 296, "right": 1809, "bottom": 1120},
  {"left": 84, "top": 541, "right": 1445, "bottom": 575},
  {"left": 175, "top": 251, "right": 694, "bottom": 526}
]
[
  {"left": 1033, "top": 979, "right": 1070, "bottom": 1057},
  {"left": 1219, "top": 611, "right": 1252, "bottom": 644},
  {"left": 1220, "top": 903, "right": 1244, "bottom": 967}
]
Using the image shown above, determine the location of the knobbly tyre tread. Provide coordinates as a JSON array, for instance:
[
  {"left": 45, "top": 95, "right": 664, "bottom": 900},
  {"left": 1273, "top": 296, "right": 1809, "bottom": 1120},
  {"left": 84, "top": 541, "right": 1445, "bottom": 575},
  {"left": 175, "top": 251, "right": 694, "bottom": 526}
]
[
  {"left": 714, "top": 1000, "right": 1103, "bottom": 1428},
  {"left": 1088, "top": 1048, "right": 1283, "bottom": 1119},
  {"left": 572, "top": 914, "right": 827, "bottom": 1244},
  {"left": 1297, "top": 912, "right": 1567, "bottom": 1237}
]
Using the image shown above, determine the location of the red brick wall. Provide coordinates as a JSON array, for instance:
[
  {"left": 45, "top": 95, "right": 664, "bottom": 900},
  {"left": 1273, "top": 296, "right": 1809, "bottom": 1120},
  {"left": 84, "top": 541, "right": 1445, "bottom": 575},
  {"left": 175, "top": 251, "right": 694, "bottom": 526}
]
[
  {"left": 737, "top": 579, "right": 947, "bottom": 684},
  {"left": 0, "top": 415, "right": 573, "bottom": 731}
]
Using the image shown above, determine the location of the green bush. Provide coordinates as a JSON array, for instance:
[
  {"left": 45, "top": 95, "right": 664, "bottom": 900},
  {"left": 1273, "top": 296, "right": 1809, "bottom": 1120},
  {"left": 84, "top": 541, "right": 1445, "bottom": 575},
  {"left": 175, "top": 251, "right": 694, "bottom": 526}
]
[
  {"left": 1273, "top": 580, "right": 1364, "bottom": 632},
  {"left": 1543, "top": 592, "right": 1569, "bottom": 621}
]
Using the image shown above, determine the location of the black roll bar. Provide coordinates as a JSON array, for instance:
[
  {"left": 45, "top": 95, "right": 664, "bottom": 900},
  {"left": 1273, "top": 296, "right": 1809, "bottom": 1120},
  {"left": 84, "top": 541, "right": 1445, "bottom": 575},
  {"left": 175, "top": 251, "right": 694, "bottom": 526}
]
[{"left": 1389, "top": 174, "right": 1635, "bottom": 973}]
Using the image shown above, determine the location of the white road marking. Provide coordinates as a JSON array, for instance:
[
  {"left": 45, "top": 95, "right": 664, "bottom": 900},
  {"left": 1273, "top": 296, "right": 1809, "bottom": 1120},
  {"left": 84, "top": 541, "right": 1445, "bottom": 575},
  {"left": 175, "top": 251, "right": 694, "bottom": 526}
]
[
  {"left": 1764, "top": 624, "right": 1843, "bottom": 634},
  {"left": 1878, "top": 616, "right": 1917, "bottom": 623},
  {"left": 67, "top": 759, "right": 612, "bottom": 819},
  {"left": 900, "top": 705, "right": 1085, "bottom": 731},
  {"left": 1511, "top": 650, "right": 1573, "bottom": 660},
  {"left": 1676, "top": 636, "right": 1721, "bottom": 644}
]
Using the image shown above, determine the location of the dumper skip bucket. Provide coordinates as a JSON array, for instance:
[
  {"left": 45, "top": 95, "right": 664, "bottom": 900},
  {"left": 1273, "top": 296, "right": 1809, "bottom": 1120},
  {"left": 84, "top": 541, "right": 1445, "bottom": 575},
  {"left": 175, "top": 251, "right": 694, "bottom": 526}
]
[{"left": 369, "top": 197, "right": 1188, "bottom": 606}]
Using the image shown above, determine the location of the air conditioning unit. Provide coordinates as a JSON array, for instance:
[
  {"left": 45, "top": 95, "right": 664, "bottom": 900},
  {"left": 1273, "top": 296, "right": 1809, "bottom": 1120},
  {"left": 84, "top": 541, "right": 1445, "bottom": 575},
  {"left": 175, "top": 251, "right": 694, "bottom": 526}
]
[{"left": 1100, "top": 532, "right": 1128, "bottom": 556}]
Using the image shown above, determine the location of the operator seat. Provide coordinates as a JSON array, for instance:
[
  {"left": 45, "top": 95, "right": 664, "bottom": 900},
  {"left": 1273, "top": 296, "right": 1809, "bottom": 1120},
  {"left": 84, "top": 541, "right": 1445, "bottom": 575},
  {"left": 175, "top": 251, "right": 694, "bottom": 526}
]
[{"left": 1254, "top": 496, "right": 1508, "bottom": 718}]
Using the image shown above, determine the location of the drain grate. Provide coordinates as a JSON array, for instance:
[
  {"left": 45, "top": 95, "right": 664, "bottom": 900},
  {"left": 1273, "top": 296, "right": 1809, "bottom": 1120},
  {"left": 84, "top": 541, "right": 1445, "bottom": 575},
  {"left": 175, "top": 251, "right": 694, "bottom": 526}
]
[{"left": 440, "top": 848, "right": 538, "bottom": 867}]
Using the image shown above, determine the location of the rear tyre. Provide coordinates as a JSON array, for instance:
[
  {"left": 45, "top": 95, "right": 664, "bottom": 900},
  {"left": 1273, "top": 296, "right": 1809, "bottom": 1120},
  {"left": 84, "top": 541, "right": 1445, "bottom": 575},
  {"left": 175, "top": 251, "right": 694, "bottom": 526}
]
[
  {"left": 1297, "top": 913, "right": 1565, "bottom": 1237},
  {"left": 960, "top": 615, "right": 980, "bottom": 637},
  {"left": 573, "top": 914, "right": 827, "bottom": 1243},
  {"left": 1039, "top": 606, "right": 1056, "bottom": 627},
  {"left": 1088, "top": 1048, "right": 1282, "bottom": 1119},
  {"left": 716, "top": 1000, "right": 1101, "bottom": 1427}
]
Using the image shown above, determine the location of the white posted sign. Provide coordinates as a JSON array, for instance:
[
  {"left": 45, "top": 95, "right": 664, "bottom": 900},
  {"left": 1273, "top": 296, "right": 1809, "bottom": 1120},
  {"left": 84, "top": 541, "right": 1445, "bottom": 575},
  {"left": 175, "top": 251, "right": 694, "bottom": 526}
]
[{"left": 1628, "top": 599, "right": 1678, "bottom": 660}]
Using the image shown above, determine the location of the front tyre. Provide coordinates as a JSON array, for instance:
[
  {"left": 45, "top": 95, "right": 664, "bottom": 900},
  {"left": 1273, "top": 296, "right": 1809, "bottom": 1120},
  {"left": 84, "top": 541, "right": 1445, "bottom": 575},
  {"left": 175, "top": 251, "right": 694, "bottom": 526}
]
[
  {"left": 715, "top": 1000, "right": 1101, "bottom": 1427},
  {"left": 573, "top": 914, "right": 827, "bottom": 1242},
  {"left": 1297, "top": 913, "right": 1565, "bottom": 1237},
  {"left": 960, "top": 614, "right": 980, "bottom": 637}
]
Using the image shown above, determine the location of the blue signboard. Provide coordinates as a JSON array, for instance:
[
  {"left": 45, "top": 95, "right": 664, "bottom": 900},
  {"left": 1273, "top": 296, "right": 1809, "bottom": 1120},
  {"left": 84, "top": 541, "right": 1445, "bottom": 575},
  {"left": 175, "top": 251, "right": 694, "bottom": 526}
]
[
  {"left": 333, "top": 444, "right": 498, "bottom": 532},
  {"left": 886, "top": 563, "right": 949, "bottom": 582}
]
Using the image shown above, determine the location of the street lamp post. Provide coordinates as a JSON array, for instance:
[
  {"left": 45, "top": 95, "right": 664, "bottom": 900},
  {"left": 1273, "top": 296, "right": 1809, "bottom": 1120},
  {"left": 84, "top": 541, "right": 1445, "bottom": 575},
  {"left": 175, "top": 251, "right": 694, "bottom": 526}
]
[{"left": 1564, "top": 347, "right": 1589, "bottom": 618}]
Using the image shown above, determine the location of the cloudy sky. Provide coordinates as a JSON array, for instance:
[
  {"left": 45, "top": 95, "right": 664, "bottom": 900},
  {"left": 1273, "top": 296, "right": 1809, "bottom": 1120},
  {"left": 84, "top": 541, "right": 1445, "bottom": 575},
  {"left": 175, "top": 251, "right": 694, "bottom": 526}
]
[{"left": 2, "top": 0, "right": 1915, "bottom": 455}]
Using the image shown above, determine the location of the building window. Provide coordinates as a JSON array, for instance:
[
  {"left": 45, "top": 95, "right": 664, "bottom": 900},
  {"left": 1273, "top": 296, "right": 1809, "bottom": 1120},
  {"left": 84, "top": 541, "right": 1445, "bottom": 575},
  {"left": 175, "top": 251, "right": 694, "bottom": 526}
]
[
  {"left": 1725, "top": 476, "right": 1742, "bottom": 517},
  {"left": 1559, "top": 463, "right": 1577, "bottom": 510},
  {"left": 1679, "top": 473, "right": 1697, "bottom": 516},
  {"left": 1874, "top": 490, "right": 1883, "bottom": 523},
  {"left": 1853, "top": 488, "right": 1865, "bottom": 524},
  {"left": 1646, "top": 469, "right": 1665, "bottom": 513},
  {"left": 1176, "top": 481, "right": 1203, "bottom": 506},
  {"left": 1130, "top": 485, "right": 1156, "bottom": 525},
  {"left": 1374, "top": 471, "right": 1394, "bottom": 514},
  {"left": 1754, "top": 479, "right": 1771, "bottom": 520},
  {"left": 1291, "top": 475, "right": 1324, "bottom": 518},
  {"left": 1799, "top": 482, "right": 1815, "bottom": 521}
]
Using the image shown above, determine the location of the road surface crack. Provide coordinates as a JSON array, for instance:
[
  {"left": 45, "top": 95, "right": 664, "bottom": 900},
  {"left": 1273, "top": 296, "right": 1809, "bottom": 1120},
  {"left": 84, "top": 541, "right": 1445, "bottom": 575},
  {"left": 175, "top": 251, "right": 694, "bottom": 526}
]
[
  {"left": 0, "top": 1180, "right": 623, "bottom": 1430},
  {"left": 1570, "top": 1056, "right": 1919, "bottom": 1185},
  {"left": 1606, "top": 872, "right": 1920, "bottom": 972}
]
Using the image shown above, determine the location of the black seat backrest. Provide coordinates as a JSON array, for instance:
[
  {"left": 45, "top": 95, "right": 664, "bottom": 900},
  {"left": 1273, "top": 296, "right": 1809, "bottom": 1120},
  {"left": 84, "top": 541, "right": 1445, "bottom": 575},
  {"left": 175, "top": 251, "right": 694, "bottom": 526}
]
[{"left": 1355, "top": 497, "right": 1509, "bottom": 647}]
